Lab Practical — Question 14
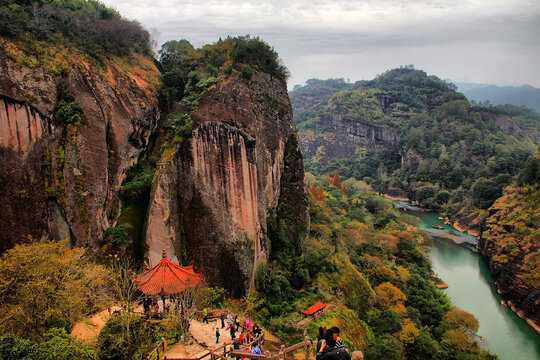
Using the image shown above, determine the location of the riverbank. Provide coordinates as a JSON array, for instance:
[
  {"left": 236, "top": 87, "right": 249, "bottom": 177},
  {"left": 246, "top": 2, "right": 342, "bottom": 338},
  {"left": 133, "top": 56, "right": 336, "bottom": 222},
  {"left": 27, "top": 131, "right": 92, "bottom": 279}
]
[
  {"left": 395, "top": 199, "right": 540, "bottom": 340},
  {"left": 383, "top": 194, "right": 410, "bottom": 202},
  {"left": 453, "top": 220, "right": 481, "bottom": 237},
  {"left": 429, "top": 230, "right": 540, "bottom": 359},
  {"left": 390, "top": 197, "right": 482, "bottom": 240},
  {"left": 508, "top": 302, "right": 540, "bottom": 334}
]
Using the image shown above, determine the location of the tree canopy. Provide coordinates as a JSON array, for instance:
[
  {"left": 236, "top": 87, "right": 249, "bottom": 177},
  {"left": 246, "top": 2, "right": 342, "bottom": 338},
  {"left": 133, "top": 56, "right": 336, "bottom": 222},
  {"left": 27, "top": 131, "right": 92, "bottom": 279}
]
[
  {"left": 0, "top": 0, "right": 151, "bottom": 58},
  {"left": 0, "top": 241, "right": 112, "bottom": 340}
]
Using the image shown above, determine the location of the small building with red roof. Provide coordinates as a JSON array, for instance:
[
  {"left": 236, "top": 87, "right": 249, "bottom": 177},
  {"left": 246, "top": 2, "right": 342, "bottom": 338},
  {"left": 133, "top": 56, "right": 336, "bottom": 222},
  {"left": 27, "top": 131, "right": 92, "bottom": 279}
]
[{"left": 302, "top": 301, "right": 327, "bottom": 317}]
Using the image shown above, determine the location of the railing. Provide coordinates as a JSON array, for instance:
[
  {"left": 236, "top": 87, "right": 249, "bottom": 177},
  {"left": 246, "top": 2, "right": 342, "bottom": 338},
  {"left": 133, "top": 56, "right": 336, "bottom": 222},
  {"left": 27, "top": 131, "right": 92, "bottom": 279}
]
[
  {"left": 164, "top": 331, "right": 266, "bottom": 360},
  {"left": 147, "top": 337, "right": 168, "bottom": 360},
  {"left": 147, "top": 312, "right": 313, "bottom": 360},
  {"left": 230, "top": 337, "right": 313, "bottom": 360}
]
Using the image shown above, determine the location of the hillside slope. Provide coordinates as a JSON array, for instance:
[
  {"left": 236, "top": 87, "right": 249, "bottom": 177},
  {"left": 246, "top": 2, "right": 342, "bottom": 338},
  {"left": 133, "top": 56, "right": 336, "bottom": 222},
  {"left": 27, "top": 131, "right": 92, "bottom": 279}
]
[{"left": 480, "top": 152, "right": 540, "bottom": 329}]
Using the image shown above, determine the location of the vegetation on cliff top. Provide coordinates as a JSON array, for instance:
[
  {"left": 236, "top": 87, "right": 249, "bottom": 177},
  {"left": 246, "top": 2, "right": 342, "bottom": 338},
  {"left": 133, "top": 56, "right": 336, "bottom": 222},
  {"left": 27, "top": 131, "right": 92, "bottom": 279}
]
[
  {"left": 291, "top": 67, "right": 539, "bottom": 221},
  {"left": 483, "top": 150, "right": 540, "bottom": 289},
  {"left": 0, "top": 0, "right": 151, "bottom": 59}
]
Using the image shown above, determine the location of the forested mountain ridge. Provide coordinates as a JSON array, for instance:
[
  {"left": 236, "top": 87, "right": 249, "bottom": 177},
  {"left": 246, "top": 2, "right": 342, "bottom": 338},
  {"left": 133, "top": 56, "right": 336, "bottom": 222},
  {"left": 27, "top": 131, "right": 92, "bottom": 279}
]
[
  {"left": 291, "top": 67, "right": 540, "bottom": 228},
  {"left": 455, "top": 82, "right": 540, "bottom": 112}
]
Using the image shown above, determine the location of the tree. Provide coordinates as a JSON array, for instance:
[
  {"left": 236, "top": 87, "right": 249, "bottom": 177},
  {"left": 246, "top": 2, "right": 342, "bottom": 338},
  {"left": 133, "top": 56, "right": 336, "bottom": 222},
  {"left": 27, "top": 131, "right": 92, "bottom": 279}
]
[
  {"left": 443, "top": 308, "right": 479, "bottom": 335},
  {"left": 0, "top": 241, "right": 112, "bottom": 340},
  {"left": 375, "top": 282, "right": 407, "bottom": 313},
  {"left": 364, "top": 334, "right": 405, "bottom": 360},
  {"left": 41, "top": 328, "right": 95, "bottom": 360},
  {"left": 0, "top": 334, "right": 40, "bottom": 360},
  {"left": 97, "top": 314, "right": 144, "bottom": 360},
  {"left": 471, "top": 177, "right": 501, "bottom": 209},
  {"left": 107, "top": 255, "right": 138, "bottom": 351}
]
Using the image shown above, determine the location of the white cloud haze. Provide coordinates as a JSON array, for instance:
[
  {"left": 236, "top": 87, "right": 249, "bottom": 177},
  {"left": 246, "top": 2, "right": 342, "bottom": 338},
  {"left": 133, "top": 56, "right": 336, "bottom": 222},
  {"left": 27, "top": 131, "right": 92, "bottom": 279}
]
[{"left": 103, "top": 0, "right": 540, "bottom": 88}]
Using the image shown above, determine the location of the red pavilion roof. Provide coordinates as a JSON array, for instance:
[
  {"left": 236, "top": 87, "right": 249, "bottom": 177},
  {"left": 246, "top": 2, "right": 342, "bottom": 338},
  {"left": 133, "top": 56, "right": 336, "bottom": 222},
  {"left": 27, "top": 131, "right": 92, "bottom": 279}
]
[
  {"left": 132, "top": 256, "right": 203, "bottom": 296},
  {"left": 302, "top": 301, "right": 327, "bottom": 316}
]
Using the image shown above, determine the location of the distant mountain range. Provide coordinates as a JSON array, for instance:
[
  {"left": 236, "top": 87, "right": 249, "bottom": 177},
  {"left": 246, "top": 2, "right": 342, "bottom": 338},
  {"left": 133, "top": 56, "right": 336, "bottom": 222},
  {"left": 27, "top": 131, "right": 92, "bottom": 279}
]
[{"left": 453, "top": 82, "right": 540, "bottom": 112}]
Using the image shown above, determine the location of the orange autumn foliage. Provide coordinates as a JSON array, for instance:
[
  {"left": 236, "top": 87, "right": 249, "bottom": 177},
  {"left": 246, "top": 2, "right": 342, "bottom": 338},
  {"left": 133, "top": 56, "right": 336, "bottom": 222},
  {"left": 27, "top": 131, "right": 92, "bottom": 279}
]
[
  {"left": 332, "top": 171, "right": 342, "bottom": 190},
  {"left": 311, "top": 184, "right": 318, "bottom": 199},
  {"left": 342, "top": 183, "right": 348, "bottom": 197},
  {"left": 375, "top": 282, "right": 407, "bottom": 311},
  {"left": 318, "top": 186, "right": 326, "bottom": 202}
]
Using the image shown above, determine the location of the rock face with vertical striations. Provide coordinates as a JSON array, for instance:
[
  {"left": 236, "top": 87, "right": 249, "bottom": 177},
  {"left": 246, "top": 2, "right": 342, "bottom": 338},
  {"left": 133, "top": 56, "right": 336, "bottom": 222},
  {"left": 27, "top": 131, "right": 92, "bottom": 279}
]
[
  {"left": 145, "top": 68, "right": 308, "bottom": 297},
  {"left": 0, "top": 48, "right": 160, "bottom": 252},
  {"left": 299, "top": 113, "right": 399, "bottom": 163}
]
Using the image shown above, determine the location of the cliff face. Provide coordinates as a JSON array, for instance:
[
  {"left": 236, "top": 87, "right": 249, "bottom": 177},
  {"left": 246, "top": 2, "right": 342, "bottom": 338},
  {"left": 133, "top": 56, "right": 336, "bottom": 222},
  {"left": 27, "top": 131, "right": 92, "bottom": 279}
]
[
  {"left": 0, "top": 49, "right": 160, "bottom": 251},
  {"left": 479, "top": 185, "right": 540, "bottom": 329},
  {"left": 481, "top": 112, "right": 540, "bottom": 143},
  {"left": 299, "top": 113, "right": 399, "bottom": 164},
  {"left": 145, "top": 69, "right": 308, "bottom": 296}
]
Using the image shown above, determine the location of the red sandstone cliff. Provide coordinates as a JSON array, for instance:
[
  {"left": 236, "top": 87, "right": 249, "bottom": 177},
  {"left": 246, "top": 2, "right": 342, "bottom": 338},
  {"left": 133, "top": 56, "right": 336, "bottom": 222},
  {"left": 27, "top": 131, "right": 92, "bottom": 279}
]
[
  {"left": 0, "top": 49, "right": 160, "bottom": 251},
  {"left": 479, "top": 185, "right": 540, "bottom": 331},
  {"left": 145, "top": 68, "right": 309, "bottom": 296}
]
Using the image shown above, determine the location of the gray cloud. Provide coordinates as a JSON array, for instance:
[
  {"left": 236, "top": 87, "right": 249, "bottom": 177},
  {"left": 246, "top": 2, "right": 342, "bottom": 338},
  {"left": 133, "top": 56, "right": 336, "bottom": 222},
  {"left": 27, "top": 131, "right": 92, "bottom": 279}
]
[{"left": 104, "top": 0, "right": 540, "bottom": 87}]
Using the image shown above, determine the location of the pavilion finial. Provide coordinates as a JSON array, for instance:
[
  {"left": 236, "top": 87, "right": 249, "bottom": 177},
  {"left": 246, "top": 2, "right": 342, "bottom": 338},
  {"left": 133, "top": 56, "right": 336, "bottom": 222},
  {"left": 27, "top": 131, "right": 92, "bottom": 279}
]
[{"left": 162, "top": 249, "right": 167, "bottom": 258}]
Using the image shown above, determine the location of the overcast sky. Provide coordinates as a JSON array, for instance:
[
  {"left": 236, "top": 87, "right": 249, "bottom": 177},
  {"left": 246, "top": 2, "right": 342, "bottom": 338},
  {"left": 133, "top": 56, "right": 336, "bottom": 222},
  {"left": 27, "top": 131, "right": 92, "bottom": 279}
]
[{"left": 103, "top": 0, "right": 540, "bottom": 89}]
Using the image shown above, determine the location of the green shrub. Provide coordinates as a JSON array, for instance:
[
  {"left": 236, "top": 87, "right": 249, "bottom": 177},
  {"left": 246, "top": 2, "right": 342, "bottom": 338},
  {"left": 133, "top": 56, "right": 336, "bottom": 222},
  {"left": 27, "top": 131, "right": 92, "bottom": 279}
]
[
  {"left": 104, "top": 224, "right": 133, "bottom": 249},
  {"left": 41, "top": 328, "right": 95, "bottom": 360},
  {"left": 55, "top": 80, "right": 84, "bottom": 126},
  {"left": 242, "top": 65, "right": 252, "bottom": 82},
  {"left": 0, "top": 334, "right": 40, "bottom": 360},
  {"left": 97, "top": 314, "right": 144, "bottom": 360},
  {"left": 0, "top": 1, "right": 151, "bottom": 59}
]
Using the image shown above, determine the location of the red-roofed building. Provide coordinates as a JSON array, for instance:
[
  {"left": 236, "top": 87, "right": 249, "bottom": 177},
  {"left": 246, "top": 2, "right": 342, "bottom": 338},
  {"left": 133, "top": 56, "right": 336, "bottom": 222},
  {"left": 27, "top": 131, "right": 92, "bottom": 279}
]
[
  {"left": 132, "top": 252, "right": 203, "bottom": 296},
  {"left": 301, "top": 301, "right": 327, "bottom": 317}
]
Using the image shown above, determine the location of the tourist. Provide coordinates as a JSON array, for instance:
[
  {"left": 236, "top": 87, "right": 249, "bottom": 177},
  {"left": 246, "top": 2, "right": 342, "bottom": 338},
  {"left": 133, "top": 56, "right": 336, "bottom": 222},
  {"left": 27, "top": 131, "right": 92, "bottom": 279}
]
[
  {"left": 317, "top": 336, "right": 350, "bottom": 360},
  {"left": 233, "top": 338, "right": 241, "bottom": 360},
  {"left": 329, "top": 327, "right": 346, "bottom": 349},
  {"left": 251, "top": 345, "right": 261, "bottom": 355},
  {"left": 203, "top": 308, "right": 209, "bottom": 324},
  {"left": 252, "top": 324, "right": 261, "bottom": 346},
  {"left": 234, "top": 315, "right": 240, "bottom": 329},
  {"left": 244, "top": 318, "right": 251, "bottom": 331},
  {"left": 216, "top": 327, "right": 220, "bottom": 344},
  {"left": 230, "top": 324, "right": 236, "bottom": 340},
  {"left": 253, "top": 323, "right": 262, "bottom": 337},
  {"left": 316, "top": 326, "right": 327, "bottom": 353},
  {"left": 143, "top": 299, "right": 150, "bottom": 313},
  {"left": 221, "top": 311, "right": 226, "bottom": 328},
  {"left": 226, "top": 313, "right": 233, "bottom": 330}
]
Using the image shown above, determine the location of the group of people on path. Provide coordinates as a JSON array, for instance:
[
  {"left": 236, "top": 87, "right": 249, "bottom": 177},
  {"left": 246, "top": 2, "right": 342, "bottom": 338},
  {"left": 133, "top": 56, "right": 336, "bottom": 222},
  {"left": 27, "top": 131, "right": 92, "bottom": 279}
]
[
  {"left": 203, "top": 309, "right": 262, "bottom": 347},
  {"left": 202, "top": 309, "right": 364, "bottom": 360},
  {"left": 316, "top": 326, "right": 363, "bottom": 360}
]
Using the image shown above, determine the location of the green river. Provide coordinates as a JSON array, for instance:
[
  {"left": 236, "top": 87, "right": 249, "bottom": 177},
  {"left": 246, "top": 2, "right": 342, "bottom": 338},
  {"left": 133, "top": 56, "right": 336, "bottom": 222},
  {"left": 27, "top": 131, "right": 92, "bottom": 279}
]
[{"left": 395, "top": 201, "right": 540, "bottom": 360}]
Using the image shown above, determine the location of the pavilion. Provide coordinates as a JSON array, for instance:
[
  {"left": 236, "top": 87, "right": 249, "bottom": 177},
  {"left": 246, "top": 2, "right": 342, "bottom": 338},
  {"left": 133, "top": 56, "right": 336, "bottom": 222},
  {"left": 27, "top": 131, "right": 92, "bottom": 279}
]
[{"left": 132, "top": 250, "right": 203, "bottom": 297}]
